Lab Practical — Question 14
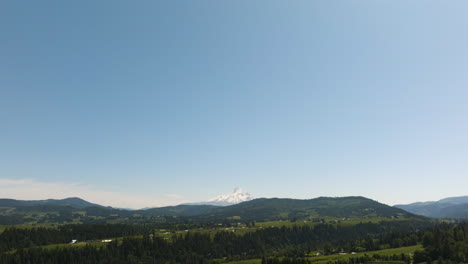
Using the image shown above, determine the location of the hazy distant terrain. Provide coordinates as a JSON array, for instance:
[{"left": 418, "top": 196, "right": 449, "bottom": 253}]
[{"left": 395, "top": 196, "right": 468, "bottom": 218}]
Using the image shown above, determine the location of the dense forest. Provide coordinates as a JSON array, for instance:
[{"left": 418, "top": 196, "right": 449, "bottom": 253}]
[
  {"left": 0, "top": 224, "right": 151, "bottom": 252},
  {"left": 0, "top": 220, "right": 431, "bottom": 264},
  {"left": 414, "top": 222, "right": 468, "bottom": 264},
  {"left": 263, "top": 222, "right": 468, "bottom": 264},
  {"left": 0, "top": 196, "right": 421, "bottom": 225},
  {"left": 262, "top": 253, "right": 413, "bottom": 264}
]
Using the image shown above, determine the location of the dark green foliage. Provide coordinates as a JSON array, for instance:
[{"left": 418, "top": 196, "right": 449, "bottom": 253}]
[
  {"left": 0, "top": 196, "right": 422, "bottom": 225},
  {"left": 198, "top": 197, "right": 420, "bottom": 222},
  {"left": 0, "top": 197, "right": 103, "bottom": 209},
  {"left": 262, "top": 257, "right": 312, "bottom": 264},
  {"left": 0, "top": 224, "right": 151, "bottom": 252},
  {"left": 141, "top": 204, "right": 220, "bottom": 217},
  {"left": 0, "top": 215, "right": 28, "bottom": 225},
  {"left": 414, "top": 222, "right": 468, "bottom": 263},
  {"left": 0, "top": 220, "right": 429, "bottom": 263},
  {"left": 262, "top": 253, "right": 412, "bottom": 264}
]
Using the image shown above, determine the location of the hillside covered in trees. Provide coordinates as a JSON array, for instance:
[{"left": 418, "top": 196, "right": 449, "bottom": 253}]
[
  {"left": 0, "top": 220, "right": 432, "bottom": 264},
  {"left": 0, "top": 196, "right": 421, "bottom": 225}
]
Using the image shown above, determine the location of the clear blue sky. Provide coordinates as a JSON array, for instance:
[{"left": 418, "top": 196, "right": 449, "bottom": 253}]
[{"left": 1, "top": 1, "right": 468, "bottom": 208}]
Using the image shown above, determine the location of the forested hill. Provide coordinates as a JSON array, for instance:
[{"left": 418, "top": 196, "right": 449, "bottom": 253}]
[
  {"left": 141, "top": 204, "right": 220, "bottom": 217},
  {"left": 0, "top": 197, "right": 104, "bottom": 209},
  {"left": 395, "top": 195, "right": 468, "bottom": 218},
  {"left": 0, "top": 196, "right": 422, "bottom": 225},
  {"left": 197, "top": 196, "right": 419, "bottom": 221}
]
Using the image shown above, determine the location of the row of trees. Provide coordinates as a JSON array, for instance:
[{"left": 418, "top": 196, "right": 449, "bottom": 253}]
[{"left": 263, "top": 253, "right": 412, "bottom": 264}]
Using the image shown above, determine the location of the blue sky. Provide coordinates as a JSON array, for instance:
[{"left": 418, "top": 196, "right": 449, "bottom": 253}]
[{"left": 1, "top": 1, "right": 468, "bottom": 208}]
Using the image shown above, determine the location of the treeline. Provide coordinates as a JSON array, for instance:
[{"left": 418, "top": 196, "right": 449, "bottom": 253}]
[
  {"left": 262, "top": 253, "right": 412, "bottom": 264},
  {"left": 0, "top": 220, "right": 430, "bottom": 263},
  {"left": 414, "top": 222, "right": 468, "bottom": 264},
  {"left": 0, "top": 242, "right": 210, "bottom": 264},
  {"left": 326, "top": 253, "right": 411, "bottom": 264},
  {"left": 0, "top": 224, "right": 151, "bottom": 252},
  {"left": 1, "top": 236, "right": 211, "bottom": 264},
  {"left": 0, "top": 215, "right": 26, "bottom": 225},
  {"left": 262, "top": 257, "right": 312, "bottom": 264}
]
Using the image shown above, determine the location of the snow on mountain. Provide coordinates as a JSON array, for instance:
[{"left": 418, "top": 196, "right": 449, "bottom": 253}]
[
  {"left": 206, "top": 187, "right": 254, "bottom": 205},
  {"left": 181, "top": 188, "right": 254, "bottom": 206}
]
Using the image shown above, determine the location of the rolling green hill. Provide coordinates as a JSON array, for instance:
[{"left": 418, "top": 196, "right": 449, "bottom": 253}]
[
  {"left": 140, "top": 204, "right": 220, "bottom": 217},
  {"left": 0, "top": 197, "right": 103, "bottom": 209},
  {"left": 198, "top": 196, "right": 419, "bottom": 221},
  {"left": 0, "top": 196, "right": 421, "bottom": 225}
]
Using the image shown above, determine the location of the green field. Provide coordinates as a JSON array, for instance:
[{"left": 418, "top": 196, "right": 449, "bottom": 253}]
[
  {"left": 149, "top": 219, "right": 394, "bottom": 243},
  {"left": 225, "top": 245, "right": 422, "bottom": 264},
  {"left": 151, "top": 217, "right": 418, "bottom": 240},
  {"left": 0, "top": 216, "right": 417, "bottom": 239},
  {"left": 255, "top": 217, "right": 409, "bottom": 228}
]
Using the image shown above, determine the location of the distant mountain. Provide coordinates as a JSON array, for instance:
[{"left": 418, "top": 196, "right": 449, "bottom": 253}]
[
  {"left": 0, "top": 197, "right": 104, "bottom": 209},
  {"left": 207, "top": 187, "right": 254, "bottom": 205},
  {"left": 395, "top": 196, "right": 468, "bottom": 218},
  {"left": 184, "top": 187, "right": 254, "bottom": 206},
  {"left": 438, "top": 196, "right": 468, "bottom": 205}
]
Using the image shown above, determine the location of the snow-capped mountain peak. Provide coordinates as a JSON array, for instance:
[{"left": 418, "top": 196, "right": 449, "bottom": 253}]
[{"left": 207, "top": 188, "right": 254, "bottom": 205}]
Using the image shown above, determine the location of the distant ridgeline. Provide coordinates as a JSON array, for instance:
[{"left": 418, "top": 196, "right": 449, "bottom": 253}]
[
  {"left": 0, "top": 196, "right": 422, "bottom": 225},
  {"left": 395, "top": 196, "right": 468, "bottom": 218}
]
